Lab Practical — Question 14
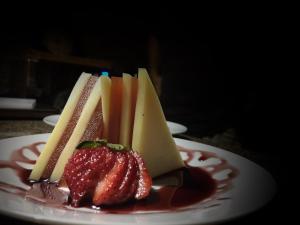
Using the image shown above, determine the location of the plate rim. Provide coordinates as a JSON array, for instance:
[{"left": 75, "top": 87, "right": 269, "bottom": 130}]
[{"left": 0, "top": 133, "right": 277, "bottom": 225}]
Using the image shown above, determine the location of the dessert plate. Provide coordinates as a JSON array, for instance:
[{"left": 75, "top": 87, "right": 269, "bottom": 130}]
[
  {"left": 43, "top": 114, "right": 188, "bottom": 134},
  {"left": 166, "top": 121, "right": 187, "bottom": 134},
  {"left": 42, "top": 114, "right": 60, "bottom": 126},
  {"left": 0, "top": 134, "right": 276, "bottom": 225}
]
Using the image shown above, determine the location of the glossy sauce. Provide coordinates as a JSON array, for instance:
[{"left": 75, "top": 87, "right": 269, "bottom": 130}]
[
  {"left": 0, "top": 142, "right": 238, "bottom": 213},
  {"left": 98, "top": 166, "right": 217, "bottom": 213}
]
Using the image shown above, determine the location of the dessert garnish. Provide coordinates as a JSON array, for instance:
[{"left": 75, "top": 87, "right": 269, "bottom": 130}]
[{"left": 64, "top": 140, "right": 152, "bottom": 207}]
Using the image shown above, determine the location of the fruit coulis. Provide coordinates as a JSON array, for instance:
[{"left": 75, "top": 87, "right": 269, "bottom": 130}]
[{"left": 0, "top": 142, "right": 238, "bottom": 214}]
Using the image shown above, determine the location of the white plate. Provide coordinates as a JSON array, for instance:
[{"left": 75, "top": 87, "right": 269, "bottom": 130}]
[
  {"left": 166, "top": 121, "right": 187, "bottom": 134},
  {"left": 43, "top": 114, "right": 188, "bottom": 134},
  {"left": 43, "top": 114, "right": 60, "bottom": 127},
  {"left": 0, "top": 134, "right": 276, "bottom": 225}
]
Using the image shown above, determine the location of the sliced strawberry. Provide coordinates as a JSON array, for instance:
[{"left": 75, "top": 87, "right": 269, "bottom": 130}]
[
  {"left": 64, "top": 145, "right": 152, "bottom": 207},
  {"left": 97, "top": 147, "right": 117, "bottom": 181},
  {"left": 92, "top": 151, "right": 128, "bottom": 205},
  {"left": 64, "top": 149, "right": 105, "bottom": 206},
  {"left": 121, "top": 153, "right": 139, "bottom": 201},
  {"left": 109, "top": 151, "right": 138, "bottom": 204},
  {"left": 64, "top": 147, "right": 116, "bottom": 207},
  {"left": 132, "top": 152, "right": 152, "bottom": 199}
]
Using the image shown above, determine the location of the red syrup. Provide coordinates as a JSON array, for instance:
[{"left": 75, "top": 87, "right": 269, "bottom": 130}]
[
  {"left": 0, "top": 142, "right": 42, "bottom": 196},
  {"left": 0, "top": 142, "right": 238, "bottom": 214},
  {"left": 97, "top": 165, "right": 217, "bottom": 213}
]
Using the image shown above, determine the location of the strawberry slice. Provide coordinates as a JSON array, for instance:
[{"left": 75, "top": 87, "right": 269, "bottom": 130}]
[
  {"left": 109, "top": 152, "right": 139, "bottom": 204},
  {"left": 92, "top": 151, "right": 128, "bottom": 205},
  {"left": 132, "top": 152, "right": 152, "bottom": 199},
  {"left": 64, "top": 149, "right": 104, "bottom": 206}
]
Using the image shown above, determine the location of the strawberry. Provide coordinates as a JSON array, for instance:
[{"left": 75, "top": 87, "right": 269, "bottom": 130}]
[
  {"left": 92, "top": 151, "right": 128, "bottom": 205},
  {"left": 63, "top": 144, "right": 152, "bottom": 207},
  {"left": 63, "top": 146, "right": 115, "bottom": 207},
  {"left": 107, "top": 153, "right": 139, "bottom": 204},
  {"left": 133, "top": 151, "right": 152, "bottom": 199}
]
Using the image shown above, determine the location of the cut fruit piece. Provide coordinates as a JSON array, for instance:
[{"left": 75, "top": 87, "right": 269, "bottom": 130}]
[
  {"left": 50, "top": 77, "right": 104, "bottom": 181},
  {"left": 107, "top": 77, "right": 123, "bottom": 144},
  {"left": 92, "top": 152, "right": 128, "bottom": 205},
  {"left": 64, "top": 145, "right": 152, "bottom": 207},
  {"left": 119, "top": 73, "right": 138, "bottom": 147},
  {"left": 64, "top": 147, "right": 116, "bottom": 207},
  {"left": 132, "top": 151, "right": 152, "bottom": 199},
  {"left": 132, "top": 68, "right": 184, "bottom": 177},
  {"left": 29, "top": 73, "right": 92, "bottom": 181},
  {"left": 64, "top": 149, "right": 106, "bottom": 207},
  {"left": 109, "top": 153, "right": 138, "bottom": 204}
]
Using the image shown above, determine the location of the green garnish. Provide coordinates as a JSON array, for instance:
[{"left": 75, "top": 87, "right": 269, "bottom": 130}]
[
  {"left": 76, "top": 140, "right": 127, "bottom": 151},
  {"left": 107, "top": 143, "right": 126, "bottom": 151}
]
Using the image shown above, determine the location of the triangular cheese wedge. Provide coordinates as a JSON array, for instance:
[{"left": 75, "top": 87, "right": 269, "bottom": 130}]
[{"left": 132, "top": 68, "right": 184, "bottom": 177}]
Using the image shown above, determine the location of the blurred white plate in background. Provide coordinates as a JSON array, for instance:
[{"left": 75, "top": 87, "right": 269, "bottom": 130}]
[
  {"left": 0, "top": 97, "right": 36, "bottom": 110},
  {"left": 166, "top": 121, "right": 188, "bottom": 134},
  {"left": 43, "top": 114, "right": 60, "bottom": 126}
]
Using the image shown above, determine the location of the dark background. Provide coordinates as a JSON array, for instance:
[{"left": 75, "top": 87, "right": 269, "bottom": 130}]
[
  {"left": 0, "top": 8, "right": 279, "bottom": 147},
  {"left": 0, "top": 7, "right": 286, "bottom": 224}
]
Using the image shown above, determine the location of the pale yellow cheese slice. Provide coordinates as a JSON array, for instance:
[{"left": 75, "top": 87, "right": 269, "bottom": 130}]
[
  {"left": 50, "top": 77, "right": 103, "bottom": 181},
  {"left": 119, "top": 73, "right": 135, "bottom": 147},
  {"left": 132, "top": 69, "right": 184, "bottom": 177},
  {"left": 29, "top": 73, "right": 91, "bottom": 181},
  {"left": 99, "top": 76, "right": 111, "bottom": 139}
]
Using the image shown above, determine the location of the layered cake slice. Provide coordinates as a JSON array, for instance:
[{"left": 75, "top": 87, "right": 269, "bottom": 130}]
[
  {"left": 29, "top": 73, "right": 94, "bottom": 180},
  {"left": 50, "top": 77, "right": 104, "bottom": 181},
  {"left": 29, "top": 74, "right": 111, "bottom": 181}
]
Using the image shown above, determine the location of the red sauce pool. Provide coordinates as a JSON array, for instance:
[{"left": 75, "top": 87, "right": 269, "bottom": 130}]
[
  {"left": 97, "top": 165, "right": 217, "bottom": 213},
  {"left": 0, "top": 142, "right": 238, "bottom": 213}
]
